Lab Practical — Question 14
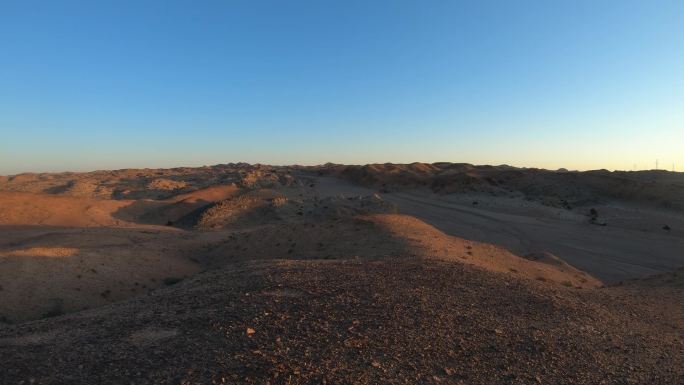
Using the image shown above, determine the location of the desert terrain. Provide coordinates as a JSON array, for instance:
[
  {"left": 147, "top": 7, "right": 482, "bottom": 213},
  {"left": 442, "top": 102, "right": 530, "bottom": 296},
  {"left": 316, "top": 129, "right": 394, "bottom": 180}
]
[{"left": 0, "top": 163, "right": 682, "bottom": 384}]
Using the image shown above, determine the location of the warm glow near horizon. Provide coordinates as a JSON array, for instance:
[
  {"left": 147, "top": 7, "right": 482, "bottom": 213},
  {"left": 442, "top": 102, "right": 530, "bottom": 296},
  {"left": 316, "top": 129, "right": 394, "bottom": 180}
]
[{"left": 1, "top": 1, "right": 683, "bottom": 175}]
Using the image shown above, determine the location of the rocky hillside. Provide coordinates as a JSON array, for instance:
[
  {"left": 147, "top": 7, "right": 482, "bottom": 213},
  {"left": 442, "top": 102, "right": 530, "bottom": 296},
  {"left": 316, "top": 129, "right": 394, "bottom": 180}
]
[
  {"left": 319, "top": 163, "right": 684, "bottom": 210},
  {"left": 0, "top": 258, "right": 680, "bottom": 385}
]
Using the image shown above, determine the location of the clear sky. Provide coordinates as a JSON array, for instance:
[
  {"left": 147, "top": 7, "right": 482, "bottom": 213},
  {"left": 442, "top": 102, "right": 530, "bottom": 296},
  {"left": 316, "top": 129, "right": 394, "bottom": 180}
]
[{"left": 1, "top": 0, "right": 683, "bottom": 174}]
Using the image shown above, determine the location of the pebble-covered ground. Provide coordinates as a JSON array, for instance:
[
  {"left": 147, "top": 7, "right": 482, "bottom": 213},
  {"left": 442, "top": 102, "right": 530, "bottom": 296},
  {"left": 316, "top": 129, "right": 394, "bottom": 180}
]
[{"left": 1, "top": 258, "right": 681, "bottom": 385}]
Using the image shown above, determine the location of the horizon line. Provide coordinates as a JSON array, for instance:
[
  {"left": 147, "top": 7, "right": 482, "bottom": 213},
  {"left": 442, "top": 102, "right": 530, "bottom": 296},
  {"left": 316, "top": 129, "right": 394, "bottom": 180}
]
[{"left": 1, "top": 161, "right": 678, "bottom": 177}]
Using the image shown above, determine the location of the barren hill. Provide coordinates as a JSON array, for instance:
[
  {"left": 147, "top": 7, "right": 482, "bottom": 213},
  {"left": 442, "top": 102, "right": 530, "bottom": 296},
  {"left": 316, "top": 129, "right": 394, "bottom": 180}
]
[
  {"left": 200, "top": 214, "right": 599, "bottom": 289},
  {"left": 0, "top": 163, "right": 682, "bottom": 384},
  {"left": 319, "top": 163, "right": 684, "bottom": 210},
  {"left": 0, "top": 258, "right": 680, "bottom": 384},
  {"left": 0, "top": 191, "right": 135, "bottom": 227}
]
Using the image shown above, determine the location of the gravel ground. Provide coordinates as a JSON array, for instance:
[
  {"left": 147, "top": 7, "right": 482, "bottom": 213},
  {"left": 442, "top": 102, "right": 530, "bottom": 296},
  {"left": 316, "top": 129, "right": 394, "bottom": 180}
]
[{"left": 1, "top": 258, "right": 681, "bottom": 385}]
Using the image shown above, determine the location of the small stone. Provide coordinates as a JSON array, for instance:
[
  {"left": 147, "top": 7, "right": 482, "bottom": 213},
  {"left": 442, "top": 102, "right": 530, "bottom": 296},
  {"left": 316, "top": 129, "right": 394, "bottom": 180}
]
[{"left": 246, "top": 327, "right": 256, "bottom": 336}]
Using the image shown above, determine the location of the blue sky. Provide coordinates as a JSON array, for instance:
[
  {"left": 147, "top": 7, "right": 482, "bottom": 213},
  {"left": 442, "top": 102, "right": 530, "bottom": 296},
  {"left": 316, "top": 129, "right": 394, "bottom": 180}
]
[{"left": 1, "top": 0, "right": 682, "bottom": 174}]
